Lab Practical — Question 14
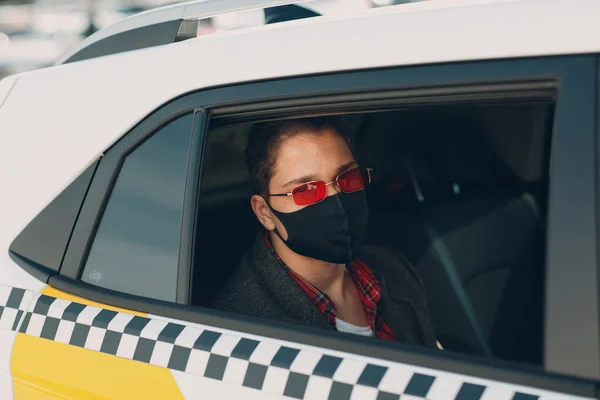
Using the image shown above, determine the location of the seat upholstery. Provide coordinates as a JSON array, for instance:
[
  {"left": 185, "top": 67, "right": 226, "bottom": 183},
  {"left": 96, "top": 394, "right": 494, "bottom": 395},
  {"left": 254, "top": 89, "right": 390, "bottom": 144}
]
[{"left": 366, "top": 120, "right": 545, "bottom": 364}]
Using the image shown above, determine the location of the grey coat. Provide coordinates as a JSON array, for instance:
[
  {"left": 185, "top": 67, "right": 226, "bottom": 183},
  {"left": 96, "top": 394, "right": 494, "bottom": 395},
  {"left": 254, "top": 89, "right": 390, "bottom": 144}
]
[{"left": 212, "top": 233, "right": 438, "bottom": 347}]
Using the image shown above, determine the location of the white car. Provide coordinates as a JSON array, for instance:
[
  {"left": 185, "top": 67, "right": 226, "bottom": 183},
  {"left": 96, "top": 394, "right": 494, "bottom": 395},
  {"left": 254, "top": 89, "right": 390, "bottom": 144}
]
[{"left": 0, "top": 0, "right": 598, "bottom": 399}]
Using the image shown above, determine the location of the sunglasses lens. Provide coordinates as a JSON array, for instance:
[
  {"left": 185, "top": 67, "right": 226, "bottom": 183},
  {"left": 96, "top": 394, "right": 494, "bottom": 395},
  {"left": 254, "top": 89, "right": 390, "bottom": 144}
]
[
  {"left": 338, "top": 168, "right": 370, "bottom": 193},
  {"left": 292, "top": 181, "right": 327, "bottom": 205}
]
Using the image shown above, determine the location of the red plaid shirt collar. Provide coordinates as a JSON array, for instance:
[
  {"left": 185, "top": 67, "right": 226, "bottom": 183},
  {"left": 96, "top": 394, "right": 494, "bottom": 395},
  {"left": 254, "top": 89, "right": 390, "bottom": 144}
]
[{"left": 264, "top": 232, "right": 396, "bottom": 341}]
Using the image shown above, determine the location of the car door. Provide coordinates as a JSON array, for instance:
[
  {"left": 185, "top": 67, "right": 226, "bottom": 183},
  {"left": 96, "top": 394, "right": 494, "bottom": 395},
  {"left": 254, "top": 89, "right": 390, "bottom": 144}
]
[{"left": 7, "top": 55, "right": 600, "bottom": 399}]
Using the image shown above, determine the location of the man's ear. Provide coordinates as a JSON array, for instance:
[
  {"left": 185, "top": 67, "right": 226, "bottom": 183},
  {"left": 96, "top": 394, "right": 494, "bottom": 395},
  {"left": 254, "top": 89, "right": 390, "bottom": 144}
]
[{"left": 251, "top": 195, "right": 277, "bottom": 231}]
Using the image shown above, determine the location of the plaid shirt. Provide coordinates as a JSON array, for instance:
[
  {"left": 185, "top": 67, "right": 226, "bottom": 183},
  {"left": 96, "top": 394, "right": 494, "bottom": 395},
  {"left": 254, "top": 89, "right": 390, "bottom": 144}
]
[{"left": 265, "top": 233, "right": 396, "bottom": 341}]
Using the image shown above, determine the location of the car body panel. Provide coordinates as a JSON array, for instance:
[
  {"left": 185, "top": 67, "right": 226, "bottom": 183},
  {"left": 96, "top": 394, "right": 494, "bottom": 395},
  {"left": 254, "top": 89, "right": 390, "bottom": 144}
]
[
  {"left": 12, "top": 334, "right": 184, "bottom": 399},
  {"left": 0, "top": 75, "right": 18, "bottom": 109},
  {"left": 0, "top": 286, "right": 37, "bottom": 400},
  {"left": 0, "top": 283, "right": 591, "bottom": 399}
]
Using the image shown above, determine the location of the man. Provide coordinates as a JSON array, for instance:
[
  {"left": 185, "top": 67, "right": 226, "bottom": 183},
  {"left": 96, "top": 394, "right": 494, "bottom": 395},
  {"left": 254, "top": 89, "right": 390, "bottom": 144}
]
[{"left": 213, "top": 117, "right": 439, "bottom": 348}]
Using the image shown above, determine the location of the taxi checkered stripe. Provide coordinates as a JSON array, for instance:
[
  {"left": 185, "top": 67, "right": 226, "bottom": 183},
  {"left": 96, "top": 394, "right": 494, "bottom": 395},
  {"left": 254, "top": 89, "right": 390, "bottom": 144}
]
[
  {"left": 15, "top": 291, "right": 544, "bottom": 400},
  {"left": 0, "top": 286, "right": 35, "bottom": 332}
]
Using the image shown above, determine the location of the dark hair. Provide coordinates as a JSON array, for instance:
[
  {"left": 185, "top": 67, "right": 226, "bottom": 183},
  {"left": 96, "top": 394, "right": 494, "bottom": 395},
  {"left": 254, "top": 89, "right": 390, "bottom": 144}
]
[{"left": 245, "top": 116, "right": 350, "bottom": 195}]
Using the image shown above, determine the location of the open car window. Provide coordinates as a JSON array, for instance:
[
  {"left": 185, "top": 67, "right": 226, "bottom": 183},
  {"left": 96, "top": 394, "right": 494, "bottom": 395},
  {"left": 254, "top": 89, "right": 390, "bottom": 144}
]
[{"left": 194, "top": 101, "right": 552, "bottom": 367}]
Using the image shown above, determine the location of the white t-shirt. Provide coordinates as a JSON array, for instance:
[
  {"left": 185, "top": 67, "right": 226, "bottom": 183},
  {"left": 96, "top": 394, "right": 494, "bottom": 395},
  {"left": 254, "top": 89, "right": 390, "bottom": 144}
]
[{"left": 336, "top": 318, "right": 374, "bottom": 337}]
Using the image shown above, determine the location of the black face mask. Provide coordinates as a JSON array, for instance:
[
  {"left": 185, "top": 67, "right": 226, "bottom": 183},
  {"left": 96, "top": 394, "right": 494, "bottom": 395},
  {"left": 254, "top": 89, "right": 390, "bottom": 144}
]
[{"left": 268, "top": 191, "right": 369, "bottom": 264}]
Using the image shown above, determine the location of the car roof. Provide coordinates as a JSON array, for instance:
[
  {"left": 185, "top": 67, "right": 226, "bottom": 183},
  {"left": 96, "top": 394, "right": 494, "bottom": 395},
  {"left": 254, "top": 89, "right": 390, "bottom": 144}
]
[{"left": 0, "top": 0, "right": 599, "bottom": 253}]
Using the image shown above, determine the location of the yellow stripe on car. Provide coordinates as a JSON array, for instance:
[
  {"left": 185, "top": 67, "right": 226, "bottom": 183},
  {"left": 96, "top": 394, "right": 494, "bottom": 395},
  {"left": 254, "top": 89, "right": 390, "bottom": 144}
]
[
  {"left": 11, "top": 286, "right": 181, "bottom": 399},
  {"left": 12, "top": 334, "right": 184, "bottom": 400}
]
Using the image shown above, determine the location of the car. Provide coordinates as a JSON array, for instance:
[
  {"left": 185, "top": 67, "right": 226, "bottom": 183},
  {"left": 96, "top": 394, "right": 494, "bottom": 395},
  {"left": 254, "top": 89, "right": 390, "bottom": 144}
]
[{"left": 0, "top": 0, "right": 599, "bottom": 398}]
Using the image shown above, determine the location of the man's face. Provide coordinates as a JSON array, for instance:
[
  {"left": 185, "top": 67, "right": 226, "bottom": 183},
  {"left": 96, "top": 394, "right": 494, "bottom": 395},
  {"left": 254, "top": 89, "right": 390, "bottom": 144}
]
[{"left": 264, "top": 128, "right": 356, "bottom": 239}]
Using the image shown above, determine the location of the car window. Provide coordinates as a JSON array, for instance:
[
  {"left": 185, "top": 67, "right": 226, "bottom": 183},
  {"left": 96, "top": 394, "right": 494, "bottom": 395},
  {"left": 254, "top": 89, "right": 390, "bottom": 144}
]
[
  {"left": 81, "top": 113, "right": 194, "bottom": 302},
  {"left": 193, "top": 101, "right": 554, "bottom": 367}
]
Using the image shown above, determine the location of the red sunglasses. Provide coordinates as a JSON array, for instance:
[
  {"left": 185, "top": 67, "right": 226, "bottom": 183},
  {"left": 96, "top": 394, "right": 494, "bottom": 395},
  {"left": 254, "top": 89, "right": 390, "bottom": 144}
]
[{"left": 264, "top": 167, "right": 373, "bottom": 206}]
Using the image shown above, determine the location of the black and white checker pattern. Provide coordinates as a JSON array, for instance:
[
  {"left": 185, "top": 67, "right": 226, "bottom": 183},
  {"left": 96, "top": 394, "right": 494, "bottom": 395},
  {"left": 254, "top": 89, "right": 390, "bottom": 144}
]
[
  {"left": 18, "top": 293, "right": 556, "bottom": 400},
  {"left": 0, "top": 286, "right": 35, "bottom": 332}
]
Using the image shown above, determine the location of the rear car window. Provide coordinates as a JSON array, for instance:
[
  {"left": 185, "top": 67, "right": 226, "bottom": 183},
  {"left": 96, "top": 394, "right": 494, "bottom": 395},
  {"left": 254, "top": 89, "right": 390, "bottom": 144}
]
[{"left": 82, "top": 113, "right": 194, "bottom": 301}]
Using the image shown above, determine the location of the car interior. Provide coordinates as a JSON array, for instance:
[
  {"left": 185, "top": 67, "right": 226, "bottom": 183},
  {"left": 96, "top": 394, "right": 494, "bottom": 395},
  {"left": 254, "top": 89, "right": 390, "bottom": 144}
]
[{"left": 191, "top": 100, "right": 554, "bottom": 367}]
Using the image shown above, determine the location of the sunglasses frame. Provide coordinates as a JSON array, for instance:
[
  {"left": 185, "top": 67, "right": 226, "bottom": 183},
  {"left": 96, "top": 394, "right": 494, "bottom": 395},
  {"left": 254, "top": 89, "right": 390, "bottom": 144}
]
[{"left": 264, "top": 167, "right": 373, "bottom": 206}]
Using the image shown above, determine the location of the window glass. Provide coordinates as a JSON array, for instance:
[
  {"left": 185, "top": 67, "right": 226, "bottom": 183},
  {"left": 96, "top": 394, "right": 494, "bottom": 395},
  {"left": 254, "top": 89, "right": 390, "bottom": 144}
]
[{"left": 82, "top": 114, "right": 194, "bottom": 302}]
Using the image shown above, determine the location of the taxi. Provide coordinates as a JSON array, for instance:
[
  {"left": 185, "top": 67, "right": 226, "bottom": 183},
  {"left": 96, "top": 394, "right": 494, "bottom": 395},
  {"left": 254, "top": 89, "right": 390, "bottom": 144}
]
[{"left": 0, "top": 0, "right": 599, "bottom": 398}]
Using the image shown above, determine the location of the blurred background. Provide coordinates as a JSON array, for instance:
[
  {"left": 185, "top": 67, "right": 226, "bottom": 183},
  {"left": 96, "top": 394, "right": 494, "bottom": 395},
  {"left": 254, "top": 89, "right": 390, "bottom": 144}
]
[{"left": 0, "top": 0, "right": 417, "bottom": 79}]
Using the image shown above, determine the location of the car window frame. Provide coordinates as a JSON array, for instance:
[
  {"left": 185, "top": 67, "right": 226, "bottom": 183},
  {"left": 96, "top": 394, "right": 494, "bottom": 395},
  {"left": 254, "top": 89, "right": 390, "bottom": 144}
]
[
  {"left": 542, "top": 54, "right": 599, "bottom": 381},
  {"left": 596, "top": 54, "right": 600, "bottom": 378},
  {"left": 55, "top": 54, "right": 599, "bottom": 395}
]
